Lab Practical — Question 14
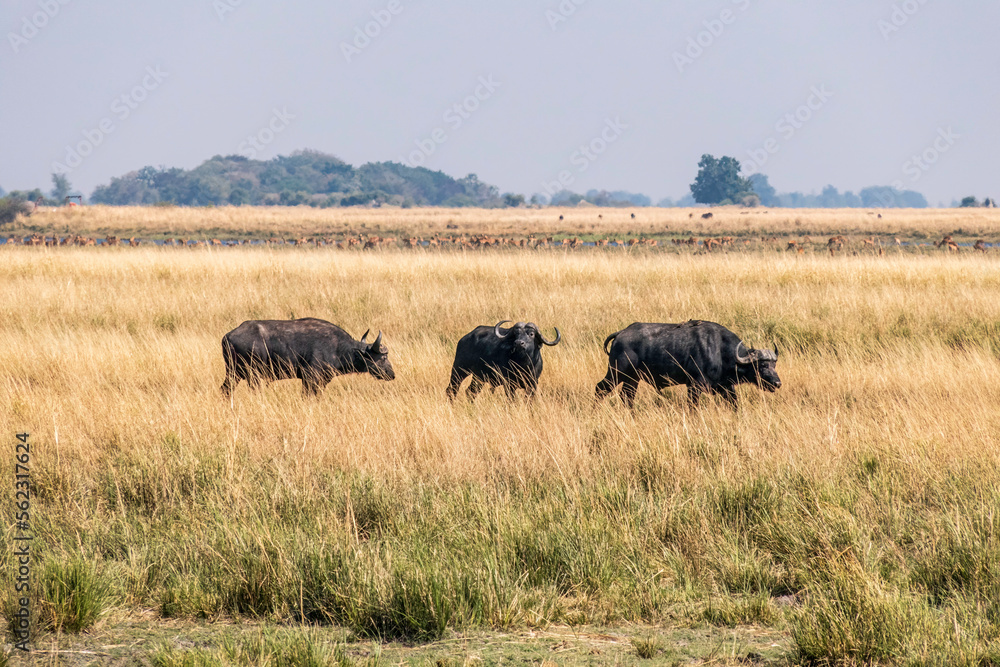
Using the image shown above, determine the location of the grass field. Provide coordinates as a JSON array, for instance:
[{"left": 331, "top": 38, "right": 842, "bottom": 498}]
[{"left": 2, "top": 208, "right": 1000, "bottom": 665}]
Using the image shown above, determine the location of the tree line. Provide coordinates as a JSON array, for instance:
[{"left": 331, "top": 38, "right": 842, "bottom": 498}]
[
  {"left": 88, "top": 151, "right": 510, "bottom": 208},
  {"left": 2, "top": 151, "right": 989, "bottom": 220}
]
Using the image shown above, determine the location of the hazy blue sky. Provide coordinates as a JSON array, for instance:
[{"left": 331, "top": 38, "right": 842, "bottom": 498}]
[{"left": 2, "top": 0, "right": 997, "bottom": 205}]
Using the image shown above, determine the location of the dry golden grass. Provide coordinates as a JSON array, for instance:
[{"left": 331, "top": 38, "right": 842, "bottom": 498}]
[
  {"left": 3, "top": 229, "right": 1000, "bottom": 663},
  {"left": 15, "top": 204, "right": 1000, "bottom": 242},
  {"left": 3, "top": 248, "right": 999, "bottom": 485}
]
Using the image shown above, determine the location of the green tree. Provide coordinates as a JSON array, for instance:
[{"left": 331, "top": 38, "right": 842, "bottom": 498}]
[
  {"left": 959, "top": 196, "right": 979, "bottom": 208},
  {"left": 0, "top": 196, "right": 24, "bottom": 225},
  {"left": 690, "top": 154, "right": 753, "bottom": 205},
  {"left": 747, "top": 173, "right": 778, "bottom": 207},
  {"left": 51, "top": 173, "right": 71, "bottom": 201},
  {"left": 502, "top": 193, "right": 525, "bottom": 208}
]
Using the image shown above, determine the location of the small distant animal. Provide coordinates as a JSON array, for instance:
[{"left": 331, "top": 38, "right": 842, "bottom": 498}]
[
  {"left": 935, "top": 235, "right": 959, "bottom": 252},
  {"left": 446, "top": 321, "right": 561, "bottom": 401},
  {"left": 631, "top": 213, "right": 636, "bottom": 219},
  {"left": 220, "top": 318, "right": 395, "bottom": 396},
  {"left": 595, "top": 320, "right": 781, "bottom": 408},
  {"left": 974, "top": 239, "right": 988, "bottom": 253},
  {"left": 702, "top": 212, "right": 713, "bottom": 219}
]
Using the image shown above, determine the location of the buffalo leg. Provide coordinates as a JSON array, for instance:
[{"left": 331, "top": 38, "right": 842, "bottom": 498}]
[
  {"left": 595, "top": 368, "right": 620, "bottom": 401},
  {"left": 446, "top": 367, "right": 470, "bottom": 401},
  {"left": 621, "top": 378, "right": 639, "bottom": 409},
  {"left": 524, "top": 381, "right": 538, "bottom": 400},
  {"left": 246, "top": 371, "right": 263, "bottom": 391},
  {"left": 221, "top": 371, "right": 239, "bottom": 397},
  {"left": 687, "top": 384, "right": 707, "bottom": 405},
  {"left": 466, "top": 376, "right": 486, "bottom": 400},
  {"left": 717, "top": 385, "right": 738, "bottom": 408},
  {"left": 301, "top": 368, "right": 328, "bottom": 396}
]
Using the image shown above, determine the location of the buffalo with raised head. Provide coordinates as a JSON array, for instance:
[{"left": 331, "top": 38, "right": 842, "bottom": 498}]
[
  {"left": 221, "top": 318, "right": 395, "bottom": 396},
  {"left": 446, "top": 321, "right": 561, "bottom": 401},
  {"left": 595, "top": 320, "right": 780, "bottom": 408}
]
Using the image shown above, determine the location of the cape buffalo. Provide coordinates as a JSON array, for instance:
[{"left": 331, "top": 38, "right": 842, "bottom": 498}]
[
  {"left": 221, "top": 318, "right": 395, "bottom": 396},
  {"left": 446, "top": 321, "right": 561, "bottom": 401},
  {"left": 595, "top": 320, "right": 780, "bottom": 408}
]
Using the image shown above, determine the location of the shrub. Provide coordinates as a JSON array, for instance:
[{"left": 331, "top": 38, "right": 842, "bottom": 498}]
[{"left": 0, "top": 196, "right": 26, "bottom": 226}]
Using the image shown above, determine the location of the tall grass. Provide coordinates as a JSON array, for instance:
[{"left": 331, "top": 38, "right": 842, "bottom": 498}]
[{"left": 1, "top": 245, "right": 1000, "bottom": 663}]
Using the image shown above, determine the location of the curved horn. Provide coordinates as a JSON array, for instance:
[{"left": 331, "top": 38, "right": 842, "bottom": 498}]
[
  {"left": 372, "top": 330, "right": 383, "bottom": 350},
  {"left": 360, "top": 329, "right": 371, "bottom": 344},
  {"left": 494, "top": 321, "right": 512, "bottom": 338},
  {"left": 539, "top": 327, "right": 561, "bottom": 346},
  {"left": 773, "top": 341, "right": 780, "bottom": 358},
  {"left": 735, "top": 341, "right": 753, "bottom": 364}
]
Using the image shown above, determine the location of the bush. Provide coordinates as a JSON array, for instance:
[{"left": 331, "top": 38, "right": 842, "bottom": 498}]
[{"left": 0, "top": 196, "right": 27, "bottom": 226}]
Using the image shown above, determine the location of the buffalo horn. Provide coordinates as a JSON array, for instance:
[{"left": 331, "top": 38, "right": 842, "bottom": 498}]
[
  {"left": 735, "top": 342, "right": 753, "bottom": 364},
  {"left": 360, "top": 329, "right": 371, "bottom": 344},
  {"left": 372, "top": 330, "right": 384, "bottom": 352},
  {"left": 540, "top": 327, "right": 561, "bottom": 346},
  {"left": 494, "top": 320, "right": 512, "bottom": 338}
]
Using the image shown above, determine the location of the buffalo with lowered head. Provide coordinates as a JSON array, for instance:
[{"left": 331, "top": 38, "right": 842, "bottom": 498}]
[
  {"left": 221, "top": 318, "right": 394, "bottom": 396},
  {"left": 595, "top": 320, "right": 780, "bottom": 408},
  {"left": 447, "top": 320, "right": 561, "bottom": 400}
]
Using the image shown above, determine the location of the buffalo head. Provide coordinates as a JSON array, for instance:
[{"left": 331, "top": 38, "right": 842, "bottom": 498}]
[
  {"left": 494, "top": 320, "right": 561, "bottom": 356},
  {"left": 735, "top": 342, "right": 781, "bottom": 391},
  {"left": 359, "top": 329, "right": 396, "bottom": 380}
]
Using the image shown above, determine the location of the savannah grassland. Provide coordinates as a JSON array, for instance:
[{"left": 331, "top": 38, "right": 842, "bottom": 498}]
[{"left": 3, "top": 207, "right": 1000, "bottom": 666}]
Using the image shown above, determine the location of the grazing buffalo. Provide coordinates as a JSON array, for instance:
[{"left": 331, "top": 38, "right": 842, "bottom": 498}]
[
  {"left": 446, "top": 321, "right": 561, "bottom": 400},
  {"left": 595, "top": 320, "right": 780, "bottom": 408},
  {"left": 221, "top": 318, "right": 394, "bottom": 396}
]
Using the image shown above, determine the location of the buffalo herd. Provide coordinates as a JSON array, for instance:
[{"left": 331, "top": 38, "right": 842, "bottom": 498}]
[{"left": 221, "top": 317, "right": 780, "bottom": 408}]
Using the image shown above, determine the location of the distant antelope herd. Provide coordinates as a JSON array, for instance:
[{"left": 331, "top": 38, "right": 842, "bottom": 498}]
[{"left": 0, "top": 232, "right": 992, "bottom": 253}]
